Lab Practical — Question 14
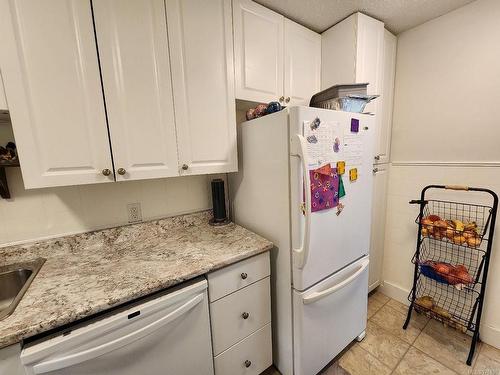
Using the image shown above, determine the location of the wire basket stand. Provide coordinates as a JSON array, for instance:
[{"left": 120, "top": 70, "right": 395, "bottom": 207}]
[{"left": 403, "top": 185, "right": 498, "bottom": 366}]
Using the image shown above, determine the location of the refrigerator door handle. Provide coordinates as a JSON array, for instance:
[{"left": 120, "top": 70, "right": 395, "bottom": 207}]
[
  {"left": 30, "top": 293, "right": 204, "bottom": 374},
  {"left": 290, "top": 134, "right": 311, "bottom": 269},
  {"left": 302, "top": 259, "right": 369, "bottom": 305}
]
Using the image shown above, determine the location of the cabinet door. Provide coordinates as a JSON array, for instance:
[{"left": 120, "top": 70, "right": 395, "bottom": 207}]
[
  {"left": 233, "top": 0, "right": 284, "bottom": 104},
  {"left": 0, "top": 0, "right": 114, "bottom": 188},
  {"left": 93, "top": 0, "right": 179, "bottom": 181},
  {"left": 167, "top": 0, "right": 237, "bottom": 174},
  {"left": 0, "top": 72, "right": 7, "bottom": 111},
  {"left": 284, "top": 20, "right": 321, "bottom": 106},
  {"left": 355, "top": 14, "right": 384, "bottom": 161},
  {"left": 320, "top": 14, "right": 357, "bottom": 90},
  {"left": 369, "top": 164, "right": 389, "bottom": 291},
  {"left": 355, "top": 13, "right": 384, "bottom": 101},
  {"left": 375, "top": 30, "right": 397, "bottom": 164}
]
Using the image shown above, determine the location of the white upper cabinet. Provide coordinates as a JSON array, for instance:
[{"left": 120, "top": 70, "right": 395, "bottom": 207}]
[
  {"left": 355, "top": 14, "right": 385, "bottom": 115},
  {"left": 321, "top": 15, "right": 358, "bottom": 90},
  {"left": 321, "top": 13, "right": 384, "bottom": 91},
  {"left": 284, "top": 20, "right": 321, "bottom": 106},
  {"left": 233, "top": 0, "right": 284, "bottom": 104},
  {"left": 93, "top": 0, "right": 179, "bottom": 181},
  {"left": 322, "top": 13, "right": 393, "bottom": 163},
  {"left": 167, "top": 0, "right": 237, "bottom": 175},
  {"left": 233, "top": 0, "right": 320, "bottom": 106},
  {"left": 0, "top": 72, "right": 7, "bottom": 110},
  {"left": 376, "top": 30, "right": 397, "bottom": 164},
  {"left": 1, "top": 0, "right": 238, "bottom": 189},
  {"left": 0, "top": 0, "right": 114, "bottom": 188}
]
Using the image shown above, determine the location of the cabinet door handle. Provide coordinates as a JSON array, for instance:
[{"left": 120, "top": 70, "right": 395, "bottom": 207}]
[
  {"left": 374, "top": 155, "right": 381, "bottom": 161},
  {"left": 240, "top": 272, "right": 248, "bottom": 280},
  {"left": 244, "top": 360, "right": 251, "bottom": 368},
  {"left": 279, "top": 96, "right": 284, "bottom": 103},
  {"left": 181, "top": 164, "right": 189, "bottom": 170},
  {"left": 102, "top": 169, "right": 111, "bottom": 176},
  {"left": 373, "top": 168, "right": 379, "bottom": 174},
  {"left": 285, "top": 97, "right": 290, "bottom": 103},
  {"left": 117, "top": 168, "right": 126, "bottom": 175},
  {"left": 242, "top": 312, "right": 249, "bottom": 319}
]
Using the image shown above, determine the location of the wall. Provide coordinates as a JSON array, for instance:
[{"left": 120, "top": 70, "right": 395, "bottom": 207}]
[
  {"left": 0, "top": 167, "right": 215, "bottom": 246},
  {"left": 382, "top": 0, "right": 500, "bottom": 348},
  {"left": 389, "top": 0, "right": 500, "bottom": 164}
]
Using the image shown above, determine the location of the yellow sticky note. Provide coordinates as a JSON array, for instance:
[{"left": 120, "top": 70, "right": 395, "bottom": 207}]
[
  {"left": 336, "top": 161, "right": 345, "bottom": 175},
  {"left": 349, "top": 168, "right": 358, "bottom": 182}
]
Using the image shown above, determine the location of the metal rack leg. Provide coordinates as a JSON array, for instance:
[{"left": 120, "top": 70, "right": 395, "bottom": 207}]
[
  {"left": 467, "top": 330, "right": 479, "bottom": 366},
  {"left": 403, "top": 302, "right": 413, "bottom": 330},
  {"left": 404, "top": 196, "right": 427, "bottom": 331}
]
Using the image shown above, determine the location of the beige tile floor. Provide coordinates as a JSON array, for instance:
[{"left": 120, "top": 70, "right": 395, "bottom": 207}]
[{"left": 266, "top": 290, "right": 500, "bottom": 375}]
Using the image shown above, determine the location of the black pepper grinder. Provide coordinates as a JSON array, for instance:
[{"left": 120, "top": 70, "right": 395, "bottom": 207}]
[{"left": 210, "top": 179, "right": 229, "bottom": 225}]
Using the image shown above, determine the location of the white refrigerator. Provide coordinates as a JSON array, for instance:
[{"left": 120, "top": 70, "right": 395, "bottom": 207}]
[{"left": 230, "top": 106, "right": 374, "bottom": 375}]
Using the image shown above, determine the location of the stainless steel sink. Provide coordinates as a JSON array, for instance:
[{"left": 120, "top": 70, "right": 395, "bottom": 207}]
[{"left": 0, "top": 258, "right": 45, "bottom": 320}]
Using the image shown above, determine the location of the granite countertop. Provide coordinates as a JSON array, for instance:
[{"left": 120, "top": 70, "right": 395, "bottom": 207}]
[{"left": 0, "top": 211, "right": 273, "bottom": 349}]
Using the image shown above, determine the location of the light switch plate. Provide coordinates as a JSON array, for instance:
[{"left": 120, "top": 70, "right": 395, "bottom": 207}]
[{"left": 127, "top": 202, "right": 142, "bottom": 223}]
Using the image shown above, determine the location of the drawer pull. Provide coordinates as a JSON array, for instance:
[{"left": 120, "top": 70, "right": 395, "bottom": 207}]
[
  {"left": 242, "top": 312, "right": 249, "bottom": 319},
  {"left": 241, "top": 272, "right": 248, "bottom": 280},
  {"left": 244, "top": 360, "right": 251, "bottom": 368}
]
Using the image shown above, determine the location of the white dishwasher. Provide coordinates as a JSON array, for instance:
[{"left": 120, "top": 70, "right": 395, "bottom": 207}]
[{"left": 21, "top": 278, "right": 214, "bottom": 375}]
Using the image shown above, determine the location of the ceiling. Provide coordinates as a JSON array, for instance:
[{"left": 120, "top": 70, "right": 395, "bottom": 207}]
[{"left": 254, "top": 0, "right": 476, "bottom": 34}]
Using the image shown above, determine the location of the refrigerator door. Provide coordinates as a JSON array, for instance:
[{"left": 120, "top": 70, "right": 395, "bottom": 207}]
[
  {"left": 292, "top": 256, "right": 369, "bottom": 375},
  {"left": 290, "top": 107, "right": 375, "bottom": 290},
  {"left": 21, "top": 278, "right": 214, "bottom": 375}
]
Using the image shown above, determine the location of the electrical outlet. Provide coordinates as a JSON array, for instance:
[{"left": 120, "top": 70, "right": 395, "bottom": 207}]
[{"left": 127, "top": 203, "right": 142, "bottom": 223}]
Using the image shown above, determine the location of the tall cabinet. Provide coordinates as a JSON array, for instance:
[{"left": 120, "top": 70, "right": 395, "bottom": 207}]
[
  {"left": 321, "top": 14, "right": 397, "bottom": 291},
  {"left": 0, "top": 0, "right": 237, "bottom": 189},
  {"left": 233, "top": 0, "right": 320, "bottom": 106},
  {"left": 369, "top": 30, "right": 396, "bottom": 291}
]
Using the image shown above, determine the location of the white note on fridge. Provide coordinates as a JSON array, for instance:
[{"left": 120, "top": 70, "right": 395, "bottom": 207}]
[
  {"left": 344, "top": 134, "right": 364, "bottom": 166},
  {"left": 303, "top": 120, "right": 341, "bottom": 169}
]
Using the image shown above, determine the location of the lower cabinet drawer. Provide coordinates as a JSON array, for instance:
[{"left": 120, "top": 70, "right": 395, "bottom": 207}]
[
  {"left": 210, "top": 277, "right": 271, "bottom": 355},
  {"left": 214, "top": 323, "right": 272, "bottom": 375},
  {"left": 208, "top": 252, "right": 270, "bottom": 302}
]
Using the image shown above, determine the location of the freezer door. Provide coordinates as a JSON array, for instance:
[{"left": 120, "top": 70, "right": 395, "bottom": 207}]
[
  {"left": 21, "top": 278, "right": 214, "bottom": 375},
  {"left": 292, "top": 257, "right": 369, "bottom": 375},
  {"left": 290, "top": 107, "right": 375, "bottom": 290}
]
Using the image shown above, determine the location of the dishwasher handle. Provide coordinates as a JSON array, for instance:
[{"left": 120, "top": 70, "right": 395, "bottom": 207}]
[{"left": 31, "top": 293, "right": 204, "bottom": 374}]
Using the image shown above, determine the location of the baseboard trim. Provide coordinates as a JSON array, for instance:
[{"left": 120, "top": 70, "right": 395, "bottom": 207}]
[
  {"left": 480, "top": 325, "right": 500, "bottom": 350},
  {"left": 379, "top": 281, "right": 500, "bottom": 349},
  {"left": 378, "top": 281, "right": 410, "bottom": 304}
]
